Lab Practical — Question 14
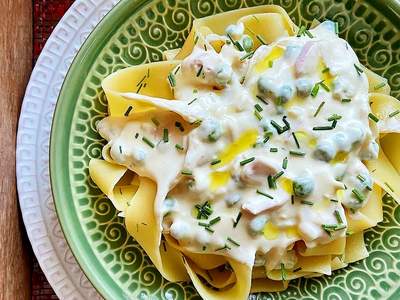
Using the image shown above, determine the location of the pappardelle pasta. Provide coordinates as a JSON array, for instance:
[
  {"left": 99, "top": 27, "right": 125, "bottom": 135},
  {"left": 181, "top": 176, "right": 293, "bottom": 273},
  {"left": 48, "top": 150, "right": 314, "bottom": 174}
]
[{"left": 89, "top": 5, "right": 400, "bottom": 299}]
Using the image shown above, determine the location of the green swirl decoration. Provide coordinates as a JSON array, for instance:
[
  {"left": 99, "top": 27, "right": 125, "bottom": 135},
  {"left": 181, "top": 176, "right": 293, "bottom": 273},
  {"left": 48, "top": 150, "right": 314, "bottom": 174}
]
[{"left": 57, "top": 0, "right": 400, "bottom": 299}]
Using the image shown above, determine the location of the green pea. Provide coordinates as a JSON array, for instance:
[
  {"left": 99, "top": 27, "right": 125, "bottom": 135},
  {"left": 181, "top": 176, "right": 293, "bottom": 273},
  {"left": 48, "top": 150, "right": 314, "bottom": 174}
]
[
  {"left": 242, "top": 35, "right": 254, "bottom": 52},
  {"left": 293, "top": 176, "right": 314, "bottom": 197}
]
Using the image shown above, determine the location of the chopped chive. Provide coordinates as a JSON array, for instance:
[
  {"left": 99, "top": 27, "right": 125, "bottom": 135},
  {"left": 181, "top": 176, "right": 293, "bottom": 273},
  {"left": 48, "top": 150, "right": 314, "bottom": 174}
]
[
  {"left": 196, "top": 65, "right": 203, "bottom": 77},
  {"left": 204, "top": 44, "right": 207, "bottom": 51},
  {"left": 227, "top": 237, "right": 240, "bottom": 247},
  {"left": 366, "top": 185, "right": 372, "bottom": 191},
  {"left": 263, "top": 136, "right": 270, "bottom": 144},
  {"left": 282, "top": 157, "right": 288, "bottom": 169},
  {"left": 135, "top": 133, "right": 139, "bottom": 139},
  {"left": 354, "top": 64, "right": 364, "bottom": 76},
  {"left": 368, "top": 112, "right": 379, "bottom": 123},
  {"left": 330, "top": 198, "right": 339, "bottom": 203},
  {"left": 256, "top": 34, "right": 267, "bottom": 45},
  {"left": 119, "top": 145, "right": 122, "bottom": 154},
  {"left": 267, "top": 175, "right": 277, "bottom": 189},
  {"left": 334, "top": 210, "right": 343, "bottom": 224},
  {"left": 282, "top": 116, "right": 291, "bottom": 129},
  {"left": 352, "top": 188, "right": 365, "bottom": 203},
  {"left": 322, "top": 67, "right": 330, "bottom": 73},
  {"left": 346, "top": 231, "right": 353, "bottom": 236},
  {"left": 274, "top": 171, "right": 284, "bottom": 180},
  {"left": 191, "top": 119, "right": 202, "bottom": 126},
  {"left": 151, "top": 117, "right": 160, "bottom": 127},
  {"left": 389, "top": 110, "right": 400, "bottom": 118},
  {"left": 147, "top": 68, "right": 150, "bottom": 78},
  {"left": 136, "top": 83, "right": 144, "bottom": 93},
  {"left": 384, "top": 182, "right": 394, "bottom": 192},
  {"left": 319, "top": 81, "right": 330, "bottom": 92},
  {"left": 136, "top": 75, "right": 147, "bottom": 87},
  {"left": 327, "top": 114, "right": 342, "bottom": 121},
  {"left": 202, "top": 245, "right": 207, "bottom": 251},
  {"left": 341, "top": 98, "right": 351, "bottom": 103},
  {"left": 313, "top": 125, "right": 334, "bottom": 130},
  {"left": 142, "top": 137, "right": 155, "bottom": 148},
  {"left": 281, "top": 263, "right": 287, "bottom": 281},
  {"left": 270, "top": 118, "right": 290, "bottom": 134},
  {"left": 240, "top": 51, "right": 254, "bottom": 61},
  {"left": 188, "top": 98, "right": 198, "bottom": 105},
  {"left": 301, "top": 200, "right": 314, "bottom": 206},
  {"left": 335, "top": 22, "right": 339, "bottom": 35},
  {"left": 194, "top": 35, "right": 199, "bottom": 45},
  {"left": 292, "top": 132, "right": 301, "bottom": 149},
  {"left": 357, "top": 174, "right": 366, "bottom": 182},
  {"left": 311, "top": 83, "right": 320, "bottom": 97},
  {"left": 374, "top": 81, "right": 387, "bottom": 90},
  {"left": 256, "top": 190, "right": 274, "bottom": 199},
  {"left": 163, "top": 128, "right": 169, "bottom": 143},
  {"left": 167, "top": 73, "right": 176, "bottom": 87},
  {"left": 293, "top": 267, "right": 302, "bottom": 273},
  {"left": 174, "top": 65, "right": 181, "bottom": 75},
  {"left": 175, "top": 144, "right": 184, "bottom": 151},
  {"left": 313, "top": 101, "right": 325, "bottom": 117},
  {"left": 198, "top": 222, "right": 208, "bottom": 227},
  {"left": 289, "top": 150, "right": 306, "bottom": 156},
  {"left": 124, "top": 106, "right": 133, "bottom": 117},
  {"left": 304, "top": 28, "right": 314, "bottom": 38},
  {"left": 270, "top": 147, "right": 278, "bottom": 153},
  {"left": 254, "top": 110, "right": 263, "bottom": 121},
  {"left": 268, "top": 60, "right": 274, "bottom": 68},
  {"left": 296, "top": 25, "right": 306, "bottom": 37},
  {"left": 216, "top": 244, "right": 231, "bottom": 251},
  {"left": 209, "top": 216, "right": 221, "bottom": 226},
  {"left": 255, "top": 104, "right": 263, "bottom": 112},
  {"left": 205, "top": 227, "right": 215, "bottom": 233},
  {"left": 240, "top": 157, "right": 255, "bottom": 166},
  {"left": 181, "top": 170, "right": 193, "bottom": 176},
  {"left": 256, "top": 95, "right": 268, "bottom": 105},
  {"left": 291, "top": 195, "right": 294, "bottom": 204},
  {"left": 233, "top": 212, "right": 242, "bottom": 228},
  {"left": 211, "top": 159, "right": 221, "bottom": 166}
]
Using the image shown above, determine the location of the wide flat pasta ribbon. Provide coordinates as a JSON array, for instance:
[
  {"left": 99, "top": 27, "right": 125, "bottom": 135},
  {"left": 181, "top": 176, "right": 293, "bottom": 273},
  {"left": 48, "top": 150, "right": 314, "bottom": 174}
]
[
  {"left": 175, "top": 5, "right": 296, "bottom": 60},
  {"left": 125, "top": 177, "right": 188, "bottom": 282},
  {"left": 102, "top": 61, "right": 181, "bottom": 117}
]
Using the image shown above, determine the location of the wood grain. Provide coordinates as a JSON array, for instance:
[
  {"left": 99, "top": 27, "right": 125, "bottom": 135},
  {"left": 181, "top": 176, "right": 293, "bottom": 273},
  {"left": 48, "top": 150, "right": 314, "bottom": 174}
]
[{"left": 0, "top": 0, "right": 32, "bottom": 299}]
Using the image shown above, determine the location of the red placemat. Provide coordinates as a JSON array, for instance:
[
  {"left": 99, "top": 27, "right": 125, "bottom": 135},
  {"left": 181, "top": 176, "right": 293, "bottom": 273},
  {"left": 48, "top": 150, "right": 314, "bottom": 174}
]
[{"left": 32, "top": 1, "right": 74, "bottom": 299}]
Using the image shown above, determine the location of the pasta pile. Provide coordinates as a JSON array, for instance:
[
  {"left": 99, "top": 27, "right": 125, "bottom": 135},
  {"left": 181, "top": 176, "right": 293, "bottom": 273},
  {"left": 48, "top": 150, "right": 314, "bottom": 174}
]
[{"left": 89, "top": 5, "right": 400, "bottom": 299}]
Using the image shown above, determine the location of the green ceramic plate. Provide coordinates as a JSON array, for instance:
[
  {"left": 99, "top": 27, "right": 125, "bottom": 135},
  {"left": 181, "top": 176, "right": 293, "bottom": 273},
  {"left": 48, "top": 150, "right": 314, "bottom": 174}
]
[{"left": 51, "top": 0, "right": 400, "bottom": 299}]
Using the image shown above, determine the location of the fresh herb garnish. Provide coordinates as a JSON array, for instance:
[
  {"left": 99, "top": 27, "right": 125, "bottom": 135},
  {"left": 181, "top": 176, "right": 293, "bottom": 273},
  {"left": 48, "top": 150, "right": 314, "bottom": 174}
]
[
  {"left": 281, "top": 263, "right": 287, "bottom": 281},
  {"left": 274, "top": 171, "right": 284, "bottom": 180},
  {"left": 282, "top": 157, "right": 288, "bottom": 170},
  {"left": 254, "top": 110, "right": 263, "bottom": 121},
  {"left": 368, "top": 112, "right": 379, "bottom": 123},
  {"left": 196, "top": 65, "right": 203, "bottom": 77},
  {"left": 210, "top": 159, "right": 221, "bottom": 166},
  {"left": 175, "top": 121, "right": 185, "bottom": 132},
  {"left": 293, "top": 267, "right": 302, "bottom": 273},
  {"left": 240, "top": 157, "right": 255, "bottom": 166},
  {"left": 124, "top": 106, "right": 133, "bottom": 117},
  {"left": 327, "top": 114, "right": 342, "bottom": 121},
  {"left": 240, "top": 51, "right": 254, "bottom": 61},
  {"left": 311, "top": 83, "right": 320, "bottom": 97},
  {"left": 384, "top": 182, "right": 394, "bottom": 192},
  {"left": 335, "top": 22, "right": 339, "bottom": 35},
  {"left": 256, "top": 190, "right": 274, "bottom": 199},
  {"left": 135, "top": 133, "right": 139, "bottom": 139},
  {"left": 292, "top": 132, "right": 300, "bottom": 148},
  {"left": 301, "top": 200, "right": 314, "bottom": 206},
  {"left": 195, "top": 201, "right": 212, "bottom": 219},
  {"left": 374, "top": 81, "right": 386, "bottom": 90},
  {"left": 255, "top": 104, "right": 263, "bottom": 112},
  {"left": 352, "top": 188, "right": 365, "bottom": 203},
  {"left": 313, "top": 101, "right": 325, "bottom": 117},
  {"left": 167, "top": 73, "right": 176, "bottom": 87},
  {"left": 354, "top": 64, "right": 364, "bottom": 76},
  {"left": 119, "top": 145, "right": 122, "bottom": 154},
  {"left": 181, "top": 169, "right": 193, "bottom": 176},
  {"left": 389, "top": 110, "right": 400, "bottom": 118},
  {"left": 227, "top": 237, "right": 240, "bottom": 247},
  {"left": 256, "top": 34, "right": 267, "bottom": 45},
  {"left": 270, "top": 147, "right": 278, "bottom": 153},
  {"left": 216, "top": 244, "right": 231, "bottom": 251},
  {"left": 233, "top": 212, "right": 242, "bottom": 228},
  {"left": 175, "top": 144, "right": 184, "bottom": 151},
  {"left": 142, "top": 136, "right": 155, "bottom": 148},
  {"left": 188, "top": 98, "right": 198, "bottom": 105},
  {"left": 268, "top": 175, "right": 277, "bottom": 189},
  {"left": 163, "top": 128, "right": 169, "bottom": 143},
  {"left": 209, "top": 216, "right": 221, "bottom": 226},
  {"left": 256, "top": 95, "right": 268, "bottom": 105},
  {"left": 322, "top": 67, "right": 330, "bottom": 73},
  {"left": 270, "top": 117, "right": 290, "bottom": 134},
  {"left": 289, "top": 150, "right": 306, "bottom": 156},
  {"left": 341, "top": 98, "right": 351, "bottom": 103},
  {"left": 334, "top": 210, "right": 343, "bottom": 224}
]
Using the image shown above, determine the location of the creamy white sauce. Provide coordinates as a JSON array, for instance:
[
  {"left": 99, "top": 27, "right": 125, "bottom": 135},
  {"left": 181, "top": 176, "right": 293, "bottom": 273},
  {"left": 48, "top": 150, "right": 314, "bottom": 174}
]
[{"left": 99, "top": 21, "right": 378, "bottom": 270}]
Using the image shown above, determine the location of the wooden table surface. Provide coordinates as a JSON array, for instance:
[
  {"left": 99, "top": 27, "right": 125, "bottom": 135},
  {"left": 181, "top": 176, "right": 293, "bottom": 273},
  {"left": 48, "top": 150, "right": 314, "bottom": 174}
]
[{"left": 0, "top": 0, "right": 33, "bottom": 299}]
